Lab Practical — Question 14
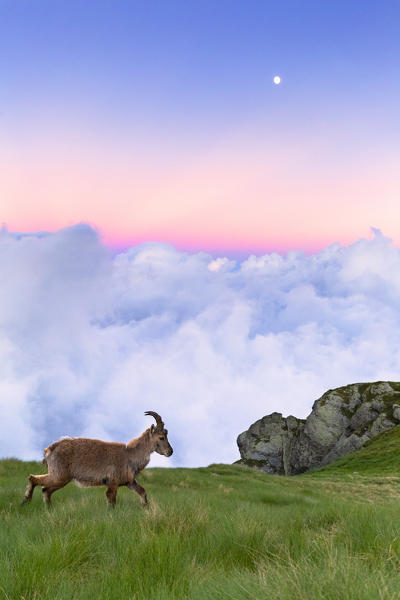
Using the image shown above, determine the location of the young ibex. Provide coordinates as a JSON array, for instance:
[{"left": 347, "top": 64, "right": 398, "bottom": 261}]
[{"left": 22, "top": 411, "right": 173, "bottom": 507}]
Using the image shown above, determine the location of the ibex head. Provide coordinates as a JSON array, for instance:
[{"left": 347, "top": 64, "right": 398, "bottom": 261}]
[{"left": 145, "top": 411, "right": 173, "bottom": 457}]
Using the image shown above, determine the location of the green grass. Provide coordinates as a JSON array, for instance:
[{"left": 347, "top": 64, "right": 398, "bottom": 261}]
[{"left": 2, "top": 430, "right": 400, "bottom": 599}]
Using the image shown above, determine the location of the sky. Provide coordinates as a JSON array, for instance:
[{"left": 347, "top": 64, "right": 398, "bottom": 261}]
[
  {"left": 1, "top": 0, "right": 399, "bottom": 254},
  {"left": 1, "top": 2, "right": 400, "bottom": 465}
]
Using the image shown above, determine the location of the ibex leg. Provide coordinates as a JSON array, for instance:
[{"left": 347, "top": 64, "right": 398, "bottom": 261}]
[
  {"left": 42, "top": 482, "right": 68, "bottom": 505},
  {"left": 22, "top": 474, "right": 68, "bottom": 505},
  {"left": 22, "top": 475, "right": 37, "bottom": 504},
  {"left": 127, "top": 480, "right": 148, "bottom": 506},
  {"left": 106, "top": 485, "right": 118, "bottom": 507}
]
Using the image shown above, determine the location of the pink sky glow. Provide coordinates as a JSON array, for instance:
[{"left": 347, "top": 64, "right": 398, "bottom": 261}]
[{"left": 1, "top": 136, "right": 399, "bottom": 256}]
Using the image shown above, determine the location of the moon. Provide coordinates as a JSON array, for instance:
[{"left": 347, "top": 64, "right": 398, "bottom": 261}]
[{"left": 273, "top": 76, "right": 281, "bottom": 85}]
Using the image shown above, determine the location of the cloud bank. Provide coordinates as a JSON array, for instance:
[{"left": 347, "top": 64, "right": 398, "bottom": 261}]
[{"left": 1, "top": 225, "right": 400, "bottom": 467}]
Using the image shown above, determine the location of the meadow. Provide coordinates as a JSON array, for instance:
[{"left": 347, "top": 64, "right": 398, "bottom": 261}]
[{"left": 2, "top": 428, "right": 400, "bottom": 600}]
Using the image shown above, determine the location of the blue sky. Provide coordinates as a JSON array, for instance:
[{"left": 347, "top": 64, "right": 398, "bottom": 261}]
[{"left": 2, "top": 0, "right": 399, "bottom": 141}]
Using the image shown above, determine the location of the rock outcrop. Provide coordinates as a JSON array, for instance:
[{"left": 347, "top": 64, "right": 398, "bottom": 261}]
[{"left": 236, "top": 381, "right": 400, "bottom": 475}]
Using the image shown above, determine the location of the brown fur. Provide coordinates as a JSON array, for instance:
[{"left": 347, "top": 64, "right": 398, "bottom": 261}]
[{"left": 22, "top": 413, "right": 173, "bottom": 507}]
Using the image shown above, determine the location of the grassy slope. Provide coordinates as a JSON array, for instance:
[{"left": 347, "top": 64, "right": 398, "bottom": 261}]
[
  {"left": 2, "top": 430, "right": 400, "bottom": 600},
  {"left": 309, "top": 425, "right": 400, "bottom": 477}
]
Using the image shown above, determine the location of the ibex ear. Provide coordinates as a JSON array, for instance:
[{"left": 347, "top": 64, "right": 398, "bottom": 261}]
[{"left": 150, "top": 424, "right": 155, "bottom": 433}]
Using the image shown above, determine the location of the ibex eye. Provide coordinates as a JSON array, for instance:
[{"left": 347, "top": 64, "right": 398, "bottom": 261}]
[{"left": 159, "top": 436, "right": 165, "bottom": 440}]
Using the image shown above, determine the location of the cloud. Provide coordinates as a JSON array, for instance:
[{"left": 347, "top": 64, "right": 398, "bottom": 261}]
[{"left": 1, "top": 225, "right": 400, "bottom": 466}]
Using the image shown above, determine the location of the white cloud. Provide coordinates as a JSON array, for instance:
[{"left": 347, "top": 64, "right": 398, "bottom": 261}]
[{"left": 1, "top": 225, "right": 400, "bottom": 466}]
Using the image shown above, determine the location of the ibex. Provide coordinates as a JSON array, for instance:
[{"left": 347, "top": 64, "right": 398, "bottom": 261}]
[{"left": 22, "top": 411, "right": 172, "bottom": 507}]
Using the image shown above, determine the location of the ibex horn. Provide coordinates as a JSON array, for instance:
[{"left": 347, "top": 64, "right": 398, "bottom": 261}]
[{"left": 144, "top": 411, "right": 164, "bottom": 429}]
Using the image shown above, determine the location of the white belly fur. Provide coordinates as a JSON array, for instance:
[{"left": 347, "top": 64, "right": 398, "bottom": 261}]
[{"left": 72, "top": 478, "right": 92, "bottom": 488}]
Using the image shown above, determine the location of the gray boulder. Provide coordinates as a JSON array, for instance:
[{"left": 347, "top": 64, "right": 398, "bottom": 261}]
[{"left": 236, "top": 381, "right": 400, "bottom": 475}]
